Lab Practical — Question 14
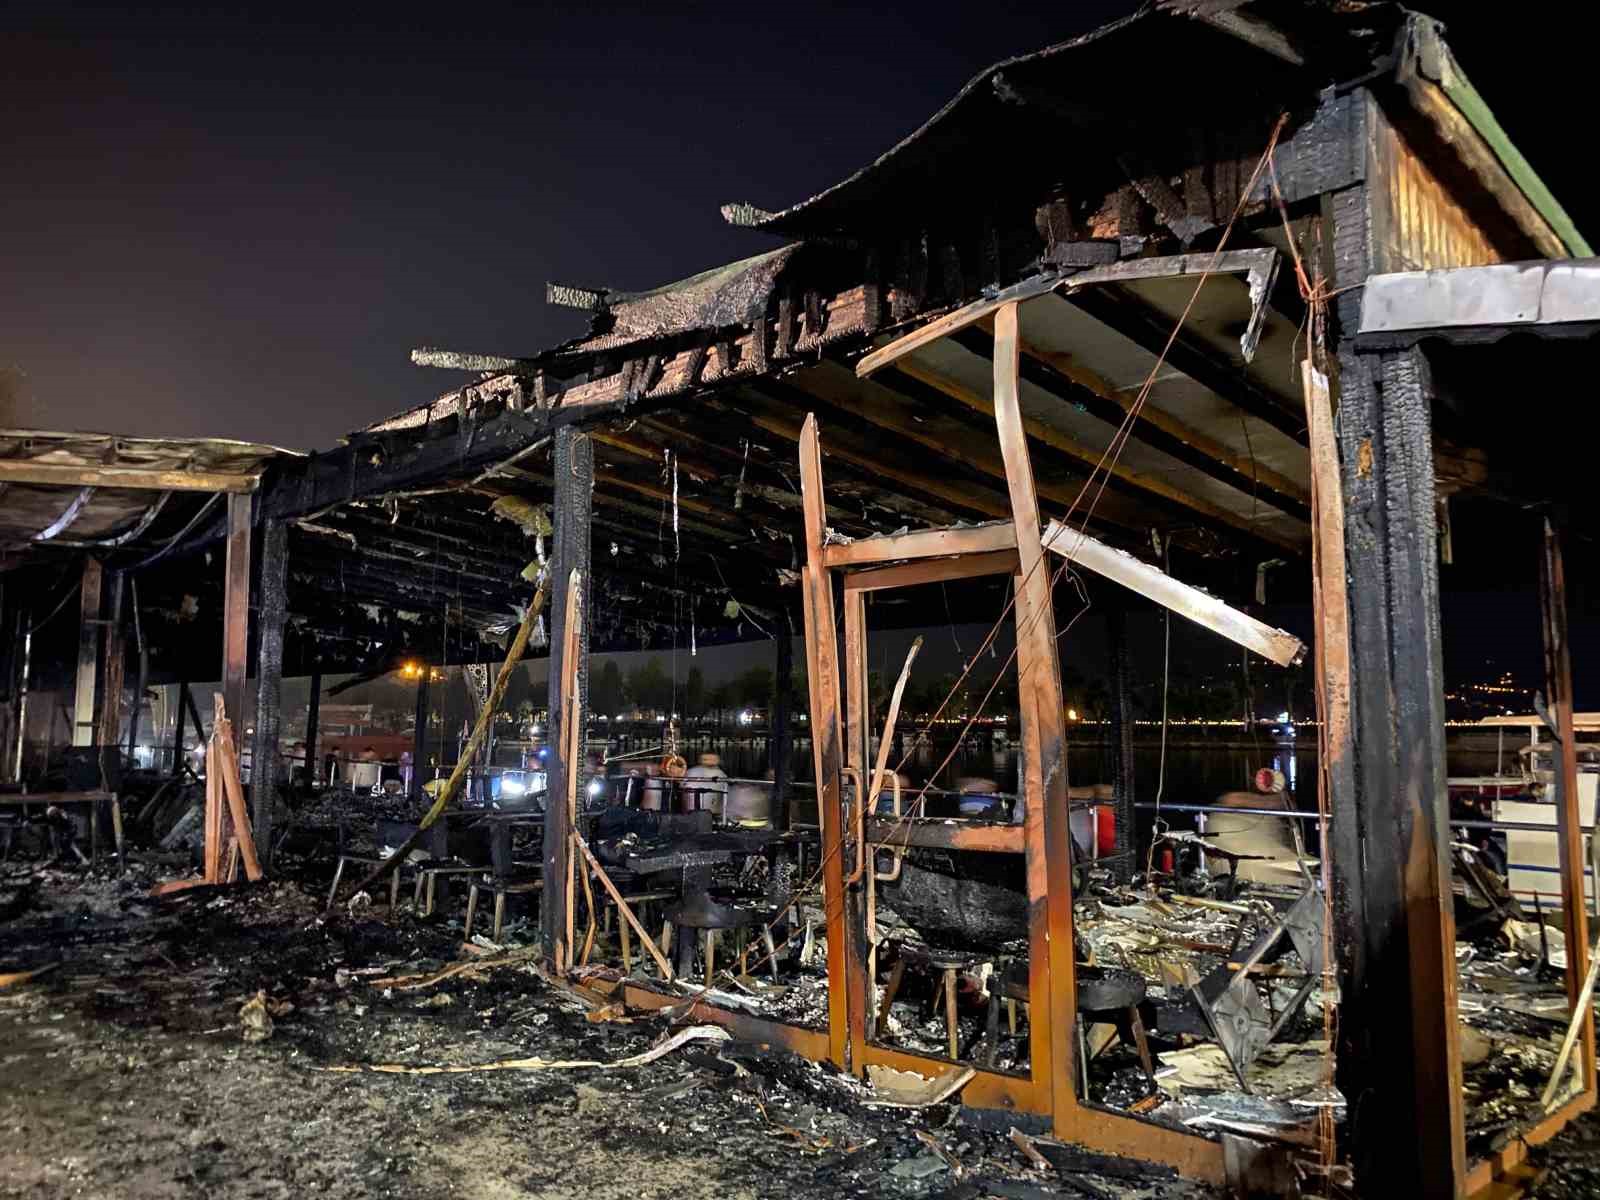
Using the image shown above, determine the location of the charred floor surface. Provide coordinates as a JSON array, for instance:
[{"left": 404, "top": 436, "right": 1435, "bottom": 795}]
[{"left": 1, "top": 864, "right": 1222, "bottom": 1200}]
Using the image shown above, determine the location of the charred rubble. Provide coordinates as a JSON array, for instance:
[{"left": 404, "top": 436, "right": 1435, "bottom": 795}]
[{"left": 5, "top": 4, "right": 1600, "bottom": 1198}]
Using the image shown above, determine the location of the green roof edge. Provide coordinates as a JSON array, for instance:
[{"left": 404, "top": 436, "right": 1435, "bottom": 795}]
[{"left": 1435, "top": 43, "right": 1593, "bottom": 257}]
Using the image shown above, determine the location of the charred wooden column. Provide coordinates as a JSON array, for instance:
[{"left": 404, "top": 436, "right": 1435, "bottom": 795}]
[
  {"left": 1105, "top": 600, "right": 1134, "bottom": 881},
  {"left": 250, "top": 518, "right": 288, "bottom": 862},
  {"left": 72, "top": 558, "right": 103, "bottom": 748},
  {"left": 991, "top": 302, "right": 1076, "bottom": 1131},
  {"left": 304, "top": 670, "right": 321, "bottom": 793},
  {"left": 1333, "top": 343, "right": 1463, "bottom": 1195},
  {"left": 541, "top": 425, "right": 592, "bottom": 961},
  {"left": 221, "top": 494, "right": 252, "bottom": 728},
  {"left": 12, "top": 607, "right": 31, "bottom": 782},
  {"left": 1540, "top": 521, "right": 1596, "bottom": 1098},
  {"left": 125, "top": 578, "right": 148, "bottom": 764},
  {"left": 96, "top": 571, "right": 126, "bottom": 763},
  {"left": 97, "top": 573, "right": 128, "bottom": 865},
  {"left": 798, "top": 415, "right": 859, "bottom": 1069},
  {"left": 409, "top": 671, "right": 431, "bottom": 801},
  {"left": 770, "top": 627, "right": 793, "bottom": 829},
  {"left": 170, "top": 681, "right": 192, "bottom": 775}
]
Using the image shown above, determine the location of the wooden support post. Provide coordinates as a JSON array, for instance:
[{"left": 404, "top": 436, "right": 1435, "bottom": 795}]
[
  {"left": 409, "top": 672, "right": 431, "bottom": 801},
  {"left": 1540, "top": 520, "right": 1596, "bottom": 1099},
  {"left": 251, "top": 518, "right": 288, "bottom": 864},
  {"left": 798, "top": 415, "right": 861, "bottom": 1070},
  {"left": 96, "top": 572, "right": 127, "bottom": 867},
  {"left": 542, "top": 423, "right": 591, "bottom": 962},
  {"left": 171, "top": 682, "right": 191, "bottom": 775},
  {"left": 991, "top": 301, "right": 1077, "bottom": 1136},
  {"left": 12, "top": 607, "right": 31, "bottom": 783},
  {"left": 770, "top": 629, "right": 793, "bottom": 830},
  {"left": 545, "top": 576, "right": 584, "bottom": 969},
  {"left": 72, "top": 558, "right": 102, "bottom": 748},
  {"left": 124, "top": 577, "right": 148, "bottom": 765},
  {"left": 304, "top": 670, "right": 321, "bottom": 793},
  {"left": 1332, "top": 344, "right": 1464, "bottom": 1196},
  {"left": 219, "top": 493, "right": 252, "bottom": 854},
  {"left": 1105, "top": 601, "right": 1134, "bottom": 881},
  {"left": 96, "top": 570, "right": 126, "bottom": 762},
  {"left": 221, "top": 494, "right": 252, "bottom": 728}
]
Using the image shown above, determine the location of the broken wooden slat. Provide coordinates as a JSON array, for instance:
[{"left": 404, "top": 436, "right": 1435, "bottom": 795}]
[
  {"left": 571, "top": 835, "right": 674, "bottom": 981},
  {"left": 843, "top": 549, "right": 1020, "bottom": 593},
  {"left": 1041, "top": 520, "right": 1306, "bottom": 667},
  {"left": 212, "top": 719, "right": 263, "bottom": 883},
  {"left": 884, "top": 356, "right": 1303, "bottom": 551},
  {"left": 855, "top": 275, "right": 1064, "bottom": 378},
  {"left": 821, "top": 522, "right": 1016, "bottom": 568},
  {"left": 0, "top": 461, "right": 257, "bottom": 492}
]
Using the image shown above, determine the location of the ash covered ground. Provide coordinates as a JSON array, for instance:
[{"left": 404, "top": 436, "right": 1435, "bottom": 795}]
[{"left": 0, "top": 862, "right": 1213, "bottom": 1200}]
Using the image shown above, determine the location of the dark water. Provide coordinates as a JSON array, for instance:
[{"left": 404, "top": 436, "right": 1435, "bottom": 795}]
[
  {"left": 637, "top": 732, "right": 1515, "bottom": 813},
  {"left": 666, "top": 733, "right": 1307, "bottom": 807}
]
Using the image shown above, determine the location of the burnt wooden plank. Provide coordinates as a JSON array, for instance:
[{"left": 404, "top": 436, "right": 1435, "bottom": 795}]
[
  {"left": 542, "top": 426, "right": 592, "bottom": 963},
  {"left": 251, "top": 518, "right": 288, "bottom": 862}
]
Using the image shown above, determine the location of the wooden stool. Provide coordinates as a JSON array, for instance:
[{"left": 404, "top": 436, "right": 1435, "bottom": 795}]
[
  {"left": 1075, "top": 965, "right": 1156, "bottom": 1089},
  {"left": 876, "top": 944, "right": 984, "bottom": 1060},
  {"left": 326, "top": 854, "right": 405, "bottom": 911},
  {"left": 609, "top": 889, "right": 673, "bottom": 974},
  {"left": 464, "top": 875, "right": 543, "bottom": 942},
  {"left": 413, "top": 863, "right": 481, "bottom": 916}
]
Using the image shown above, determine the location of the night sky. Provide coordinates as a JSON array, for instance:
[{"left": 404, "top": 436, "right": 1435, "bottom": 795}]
[
  {"left": 7, "top": 4, "right": 1594, "bottom": 448},
  {"left": 4, "top": 3, "right": 1596, "bottom": 697}
]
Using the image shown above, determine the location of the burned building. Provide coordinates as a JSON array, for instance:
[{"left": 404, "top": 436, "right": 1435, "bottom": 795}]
[{"left": 4, "top": 4, "right": 1598, "bottom": 1197}]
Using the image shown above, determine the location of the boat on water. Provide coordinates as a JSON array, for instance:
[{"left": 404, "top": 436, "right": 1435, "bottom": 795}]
[{"left": 1450, "top": 713, "right": 1600, "bottom": 909}]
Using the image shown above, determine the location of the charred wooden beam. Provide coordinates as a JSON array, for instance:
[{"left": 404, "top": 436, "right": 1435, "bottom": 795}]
[
  {"left": 768, "top": 373, "right": 1171, "bottom": 547},
  {"left": 673, "top": 401, "right": 964, "bottom": 531},
  {"left": 952, "top": 324, "right": 1312, "bottom": 517},
  {"left": 1066, "top": 287, "right": 1308, "bottom": 445},
  {"left": 732, "top": 391, "right": 1015, "bottom": 525},
  {"left": 0, "top": 461, "right": 254, "bottom": 493},
  {"left": 263, "top": 286, "right": 876, "bottom": 526},
  {"left": 859, "top": 357, "right": 1306, "bottom": 550}
]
